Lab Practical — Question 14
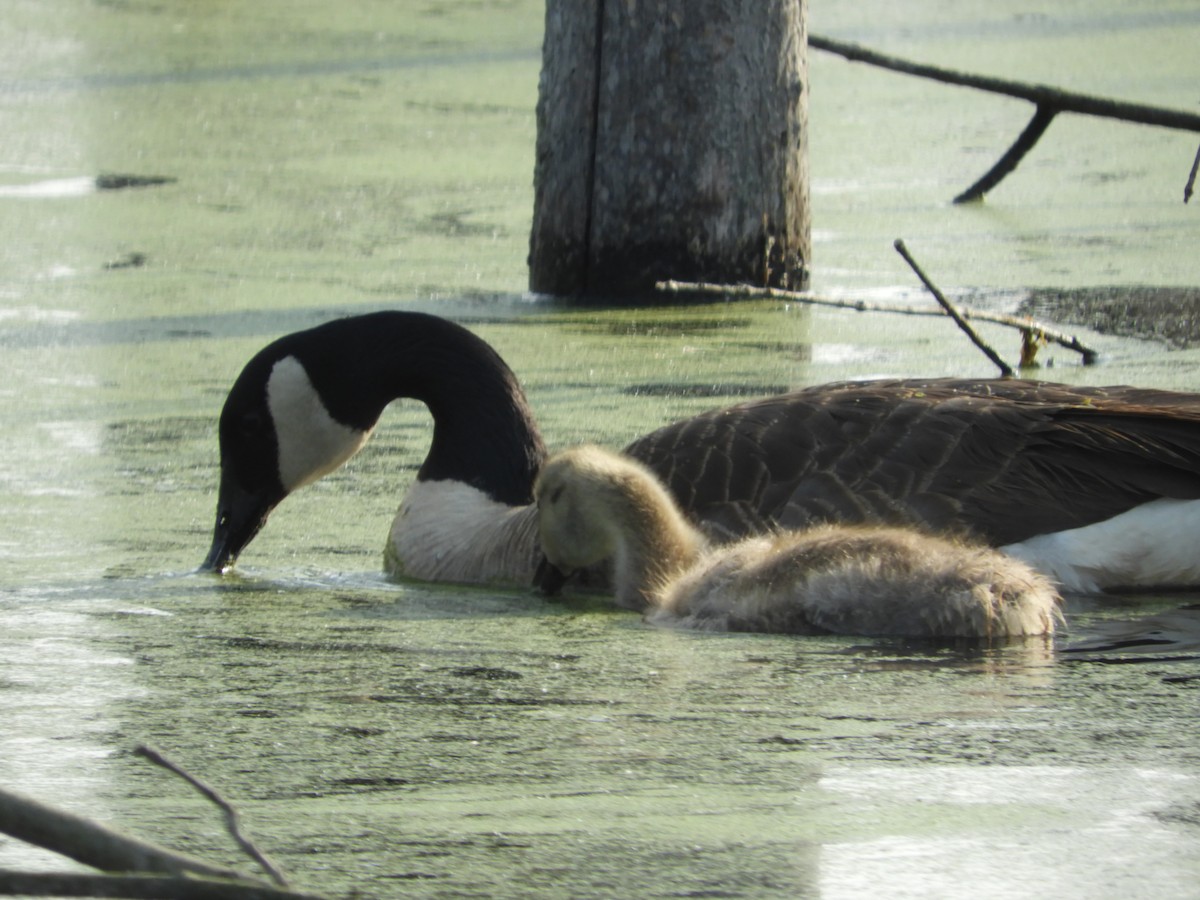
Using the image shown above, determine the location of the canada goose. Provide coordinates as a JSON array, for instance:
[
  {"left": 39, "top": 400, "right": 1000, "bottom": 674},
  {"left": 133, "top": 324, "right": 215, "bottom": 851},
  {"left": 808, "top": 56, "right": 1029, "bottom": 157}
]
[
  {"left": 534, "top": 445, "right": 1061, "bottom": 636},
  {"left": 202, "top": 311, "right": 1200, "bottom": 593}
]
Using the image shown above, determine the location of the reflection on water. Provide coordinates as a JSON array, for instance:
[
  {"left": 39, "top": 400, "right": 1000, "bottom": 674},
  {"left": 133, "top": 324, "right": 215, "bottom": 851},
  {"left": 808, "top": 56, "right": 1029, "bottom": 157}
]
[
  {"left": 1063, "top": 604, "right": 1200, "bottom": 662},
  {"left": 1, "top": 0, "right": 1199, "bottom": 897},
  {"left": 820, "top": 768, "right": 1195, "bottom": 900},
  {"left": 0, "top": 176, "right": 98, "bottom": 198},
  {"left": 0, "top": 600, "right": 145, "bottom": 869},
  {"left": 820, "top": 765, "right": 1198, "bottom": 900}
]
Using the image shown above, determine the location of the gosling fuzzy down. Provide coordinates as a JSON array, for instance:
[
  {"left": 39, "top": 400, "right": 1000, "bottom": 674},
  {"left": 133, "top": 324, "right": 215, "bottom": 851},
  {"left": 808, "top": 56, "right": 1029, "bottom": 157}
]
[{"left": 535, "top": 445, "right": 1062, "bottom": 638}]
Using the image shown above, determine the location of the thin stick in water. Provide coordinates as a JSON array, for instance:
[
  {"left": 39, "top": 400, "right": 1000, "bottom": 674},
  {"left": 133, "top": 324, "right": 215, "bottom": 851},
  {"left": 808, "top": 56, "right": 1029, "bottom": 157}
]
[
  {"left": 1186, "top": 142, "right": 1200, "bottom": 204},
  {"left": 893, "top": 240, "right": 1015, "bottom": 377},
  {"left": 655, "top": 278, "right": 1097, "bottom": 364},
  {"left": 134, "top": 745, "right": 288, "bottom": 888}
]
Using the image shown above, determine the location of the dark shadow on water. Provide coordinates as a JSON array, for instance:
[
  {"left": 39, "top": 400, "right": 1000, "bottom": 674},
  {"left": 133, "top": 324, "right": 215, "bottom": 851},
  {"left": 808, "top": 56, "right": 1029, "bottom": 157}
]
[
  {"left": 1060, "top": 603, "right": 1200, "bottom": 665},
  {"left": 0, "top": 291, "right": 788, "bottom": 353},
  {"left": 0, "top": 49, "right": 540, "bottom": 95},
  {"left": 0, "top": 294, "right": 551, "bottom": 350}
]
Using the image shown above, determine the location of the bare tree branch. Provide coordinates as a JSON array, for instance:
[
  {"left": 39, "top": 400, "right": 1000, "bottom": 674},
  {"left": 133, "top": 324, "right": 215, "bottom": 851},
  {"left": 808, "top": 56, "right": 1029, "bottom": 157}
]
[
  {"left": 133, "top": 746, "right": 287, "bottom": 887},
  {"left": 954, "top": 105, "right": 1058, "bottom": 203},
  {"left": 0, "top": 871, "right": 326, "bottom": 900},
  {"left": 1186, "top": 143, "right": 1200, "bottom": 204},
  {"left": 809, "top": 34, "right": 1200, "bottom": 131},
  {"left": 893, "top": 240, "right": 1014, "bottom": 377},
  {"left": 809, "top": 33, "right": 1200, "bottom": 202},
  {"left": 655, "top": 281, "right": 1097, "bottom": 364},
  {"left": 0, "top": 787, "right": 248, "bottom": 884}
]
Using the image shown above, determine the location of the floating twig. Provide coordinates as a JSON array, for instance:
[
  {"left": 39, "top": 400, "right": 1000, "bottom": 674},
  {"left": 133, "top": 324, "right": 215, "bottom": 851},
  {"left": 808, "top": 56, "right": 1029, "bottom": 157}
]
[
  {"left": 655, "top": 280, "right": 1097, "bottom": 364},
  {"left": 134, "top": 745, "right": 288, "bottom": 888},
  {"left": 809, "top": 33, "right": 1200, "bottom": 202},
  {"left": 893, "top": 240, "right": 1014, "bottom": 377}
]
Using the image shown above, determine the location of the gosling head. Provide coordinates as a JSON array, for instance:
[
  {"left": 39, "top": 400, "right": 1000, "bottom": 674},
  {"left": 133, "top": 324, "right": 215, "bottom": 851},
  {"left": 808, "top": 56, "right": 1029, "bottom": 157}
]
[
  {"left": 534, "top": 446, "right": 625, "bottom": 574},
  {"left": 533, "top": 445, "right": 707, "bottom": 611}
]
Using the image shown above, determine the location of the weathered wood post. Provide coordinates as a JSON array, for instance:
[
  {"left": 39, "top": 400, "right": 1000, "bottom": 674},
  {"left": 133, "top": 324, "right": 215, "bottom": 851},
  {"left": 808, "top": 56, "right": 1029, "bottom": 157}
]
[{"left": 530, "top": 0, "right": 810, "bottom": 300}]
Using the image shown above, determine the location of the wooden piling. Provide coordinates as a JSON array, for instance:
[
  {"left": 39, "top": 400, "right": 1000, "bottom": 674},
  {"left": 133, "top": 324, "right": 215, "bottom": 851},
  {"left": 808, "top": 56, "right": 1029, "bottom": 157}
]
[{"left": 530, "top": 0, "right": 810, "bottom": 300}]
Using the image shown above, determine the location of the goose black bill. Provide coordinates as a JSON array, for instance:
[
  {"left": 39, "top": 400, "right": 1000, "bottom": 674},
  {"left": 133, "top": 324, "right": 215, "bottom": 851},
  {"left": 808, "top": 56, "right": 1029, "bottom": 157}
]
[{"left": 200, "top": 473, "right": 281, "bottom": 573}]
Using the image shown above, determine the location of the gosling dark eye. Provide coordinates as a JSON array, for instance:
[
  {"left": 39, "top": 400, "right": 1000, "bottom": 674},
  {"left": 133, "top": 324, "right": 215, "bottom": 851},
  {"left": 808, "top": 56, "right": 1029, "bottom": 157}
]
[{"left": 548, "top": 485, "right": 564, "bottom": 505}]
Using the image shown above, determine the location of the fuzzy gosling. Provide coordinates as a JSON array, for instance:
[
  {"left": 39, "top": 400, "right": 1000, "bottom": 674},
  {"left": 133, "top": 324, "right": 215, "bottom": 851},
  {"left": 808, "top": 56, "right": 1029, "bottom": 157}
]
[{"left": 535, "top": 445, "right": 1062, "bottom": 638}]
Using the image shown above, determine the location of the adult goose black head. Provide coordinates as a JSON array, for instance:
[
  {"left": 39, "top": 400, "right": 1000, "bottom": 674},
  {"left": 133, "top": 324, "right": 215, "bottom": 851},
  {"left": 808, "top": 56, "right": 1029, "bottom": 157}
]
[
  {"left": 203, "top": 311, "right": 1200, "bottom": 594},
  {"left": 202, "top": 311, "right": 544, "bottom": 576}
]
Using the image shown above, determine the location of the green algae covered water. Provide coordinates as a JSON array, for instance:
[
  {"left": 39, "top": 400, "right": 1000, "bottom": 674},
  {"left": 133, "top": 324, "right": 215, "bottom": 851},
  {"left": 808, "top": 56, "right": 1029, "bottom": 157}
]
[{"left": 1, "top": 2, "right": 1199, "bottom": 897}]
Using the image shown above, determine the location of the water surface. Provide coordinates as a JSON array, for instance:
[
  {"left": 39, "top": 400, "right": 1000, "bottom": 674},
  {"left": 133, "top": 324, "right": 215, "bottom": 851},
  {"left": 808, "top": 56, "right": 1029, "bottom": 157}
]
[{"left": 1, "top": 2, "right": 1198, "bottom": 897}]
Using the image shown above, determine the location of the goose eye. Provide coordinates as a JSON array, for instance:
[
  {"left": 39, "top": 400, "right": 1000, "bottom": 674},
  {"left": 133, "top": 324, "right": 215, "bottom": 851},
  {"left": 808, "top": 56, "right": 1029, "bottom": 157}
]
[
  {"left": 548, "top": 485, "right": 565, "bottom": 505},
  {"left": 238, "top": 410, "right": 268, "bottom": 439}
]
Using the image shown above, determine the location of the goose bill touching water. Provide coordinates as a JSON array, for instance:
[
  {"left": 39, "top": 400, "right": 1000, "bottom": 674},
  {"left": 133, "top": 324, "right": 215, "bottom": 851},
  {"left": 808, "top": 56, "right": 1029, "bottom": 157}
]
[
  {"left": 203, "top": 311, "right": 1200, "bottom": 594},
  {"left": 534, "top": 445, "right": 1062, "bottom": 637}
]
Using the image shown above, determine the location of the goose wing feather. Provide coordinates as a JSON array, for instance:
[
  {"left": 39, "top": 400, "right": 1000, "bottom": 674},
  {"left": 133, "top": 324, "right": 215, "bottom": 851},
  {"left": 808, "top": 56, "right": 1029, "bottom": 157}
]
[{"left": 622, "top": 379, "right": 1200, "bottom": 545}]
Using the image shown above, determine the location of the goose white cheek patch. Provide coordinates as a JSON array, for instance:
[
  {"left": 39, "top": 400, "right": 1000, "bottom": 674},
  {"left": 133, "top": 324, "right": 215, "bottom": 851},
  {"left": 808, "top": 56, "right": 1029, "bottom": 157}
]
[{"left": 267, "top": 356, "right": 373, "bottom": 492}]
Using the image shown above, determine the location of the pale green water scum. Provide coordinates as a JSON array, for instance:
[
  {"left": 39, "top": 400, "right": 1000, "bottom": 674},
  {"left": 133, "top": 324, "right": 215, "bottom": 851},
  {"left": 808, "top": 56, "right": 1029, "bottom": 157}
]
[{"left": 1, "top": 2, "right": 1198, "bottom": 898}]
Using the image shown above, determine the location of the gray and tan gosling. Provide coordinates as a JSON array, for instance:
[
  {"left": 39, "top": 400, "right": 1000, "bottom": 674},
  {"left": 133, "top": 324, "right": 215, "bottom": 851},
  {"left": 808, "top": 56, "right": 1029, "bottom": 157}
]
[{"left": 535, "top": 445, "right": 1062, "bottom": 638}]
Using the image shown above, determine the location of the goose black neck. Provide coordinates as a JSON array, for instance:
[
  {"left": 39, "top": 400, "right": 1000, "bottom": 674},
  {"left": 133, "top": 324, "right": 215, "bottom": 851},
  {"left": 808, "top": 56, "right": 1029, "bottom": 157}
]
[{"left": 285, "top": 311, "right": 546, "bottom": 506}]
